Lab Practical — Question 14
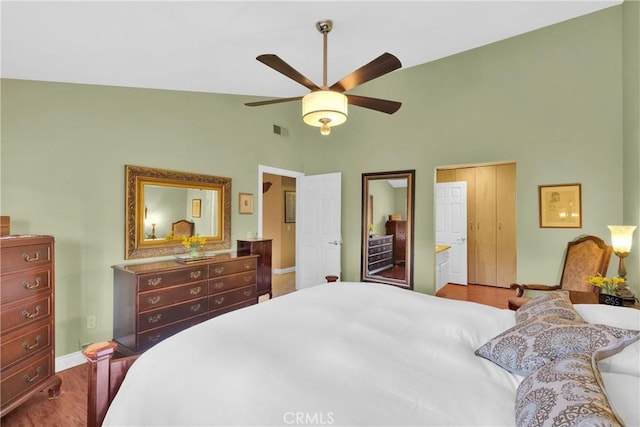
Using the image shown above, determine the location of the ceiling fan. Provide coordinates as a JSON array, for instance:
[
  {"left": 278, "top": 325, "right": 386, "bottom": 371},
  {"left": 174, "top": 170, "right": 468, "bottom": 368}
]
[{"left": 245, "top": 20, "right": 402, "bottom": 135}]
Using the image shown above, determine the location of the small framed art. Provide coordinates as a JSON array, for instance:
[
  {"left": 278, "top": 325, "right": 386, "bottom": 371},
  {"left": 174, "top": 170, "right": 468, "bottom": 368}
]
[
  {"left": 239, "top": 193, "right": 254, "bottom": 215},
  {"left": 539, "top": 184, "right": 582, "bottom": 228},
  {"left": 191, "top": 199, "right": 201, "bottom": 218},
  {"left": 284, "top": 191, "right": 296, "bottom": 223}
]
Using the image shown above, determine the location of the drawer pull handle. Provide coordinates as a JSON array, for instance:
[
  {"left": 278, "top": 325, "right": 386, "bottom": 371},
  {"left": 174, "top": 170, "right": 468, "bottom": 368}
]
[
  {"left": 22, "top": 251, "right": 41, "bottom": 262},
  {"left": 244, "top": 263, "right": 252, "bottom": 269},
  {"left": 213, "top": 282, "right": 224, "bottom": 289},
  {"left": 22, "top": 277, "right": 42, "bottom": 289},
  {"left": 243, "top": 276, "right": 252, "bottom": 283},
  {"left": 23, "top": 335, "right": 42, "bottom": 351},
  {"left": 244, "top": 290, "right": 253, "bottom": 297},
  {"left": 190, "top": 271, "right": 202, "bottom": 279},
  {"left": 190, "top": 303, "right": 202, "bottom": 312},
  {"left": 22, "top": 305, "right": 42, "bottom": 319},
  {"left": 147, "top": 277, "right": 162, "bottom": 287},
  {"left": 214, "top": 266, "right": 225, "bottom": 275},
  {"left": 23, "top": 366, "right": 43, "bottom": 383},
  {"left": 147, "top": 334, "right": 161, "bottom": 343},
  {"left": 189, "top": 286, "right": 202, "bottom": 295},
  {"left": 148, "top": 314, "right": 162, "bottom": 323},
  {"left": 214, "top": 297, "right": 225, "bottom": 305},
  {"left": 147, "top": 296, "right": 161, "bottom": 305}
]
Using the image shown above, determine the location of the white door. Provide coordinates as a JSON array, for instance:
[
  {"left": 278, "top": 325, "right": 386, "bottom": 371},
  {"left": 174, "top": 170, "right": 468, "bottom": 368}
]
[
  {"left": 296, "top": 173, "right": 342, "bottom": 289},
  {"left": 435, "top": 182, "right": 468, "bottom": 285}
]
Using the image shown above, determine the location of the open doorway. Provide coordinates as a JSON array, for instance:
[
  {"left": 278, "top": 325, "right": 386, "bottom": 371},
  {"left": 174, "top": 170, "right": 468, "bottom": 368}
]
[
  {"left": 258, "top": 166, "right": 303, "bottom": 300},
  {"left": 435, "top": 162, "right": 517, "bottom": 289}
]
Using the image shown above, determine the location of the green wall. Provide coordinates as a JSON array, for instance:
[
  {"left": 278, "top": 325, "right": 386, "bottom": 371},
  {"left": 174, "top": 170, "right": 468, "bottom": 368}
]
[{"left": 2, "top": 4, "right": 638, "bottom": 357}]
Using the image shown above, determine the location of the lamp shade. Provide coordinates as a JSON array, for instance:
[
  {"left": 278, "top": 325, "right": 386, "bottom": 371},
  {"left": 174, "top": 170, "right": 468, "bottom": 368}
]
[
  {"left": 608, "top": 225, "right": 637, "bottom": 254},
  {"left": 302, "top": 91, "right": 348, "bottom": 128}
]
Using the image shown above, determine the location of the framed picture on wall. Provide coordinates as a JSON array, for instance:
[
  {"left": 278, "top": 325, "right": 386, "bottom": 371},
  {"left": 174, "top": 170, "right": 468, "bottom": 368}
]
[
  {"left": 285, "top": 191, "right": 296, "bottom": 223},
  {"left": 239, "top": 193, "right": 254, "bottom": 215},
  {"left": 539, "top": 183, "right": 582, "bottom": 228},
  {"left": 191, "top": 199, "right": 201, "bottom": 218}
]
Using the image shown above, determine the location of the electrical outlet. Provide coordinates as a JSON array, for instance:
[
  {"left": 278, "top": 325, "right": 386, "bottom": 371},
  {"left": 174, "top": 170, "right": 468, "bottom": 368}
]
[{"left": 86, "top": 315, "right": 96, "bottom": 329}]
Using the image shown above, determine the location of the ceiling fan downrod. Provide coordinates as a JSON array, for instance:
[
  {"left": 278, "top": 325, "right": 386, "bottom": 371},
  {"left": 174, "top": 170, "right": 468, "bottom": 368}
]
[{"left": 316, "top": 20, "right": 332, "bottom": 89}]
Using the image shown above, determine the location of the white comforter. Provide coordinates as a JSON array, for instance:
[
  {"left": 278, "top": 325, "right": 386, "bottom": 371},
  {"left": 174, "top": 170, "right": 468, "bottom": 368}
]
[{"left": 103, "top": 282, "right": 639, "bottom": 427}]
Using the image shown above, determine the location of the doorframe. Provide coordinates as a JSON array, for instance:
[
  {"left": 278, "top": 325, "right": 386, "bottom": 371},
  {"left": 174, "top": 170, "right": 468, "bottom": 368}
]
[
  {"left": 257, "top": 164, "right": 304, "bottom": 244},
  {"left": 434, "top": 161, "right": 517, "bottom": 288}
]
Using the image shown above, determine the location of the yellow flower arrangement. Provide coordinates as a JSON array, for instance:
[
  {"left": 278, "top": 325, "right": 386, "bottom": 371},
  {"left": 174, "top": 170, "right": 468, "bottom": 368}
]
[
  {"left": 182, "top": 234, "right": 206, "bottom": 250},
  {"left": 587, "top": 273, "right": 625, "bottom": 295}
]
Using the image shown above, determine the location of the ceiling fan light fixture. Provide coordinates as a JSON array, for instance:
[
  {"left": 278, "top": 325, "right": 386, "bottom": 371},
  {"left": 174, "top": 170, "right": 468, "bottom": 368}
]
[{"left": 302, "top": 90, "right": 348, "bottom": 134}]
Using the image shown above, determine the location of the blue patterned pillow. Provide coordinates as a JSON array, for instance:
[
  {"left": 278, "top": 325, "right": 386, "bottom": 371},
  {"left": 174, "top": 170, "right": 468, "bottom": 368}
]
[
  {"left": 515, "top": 352, "right": 623, "bottom": 427},
  {"left": 475, "top": 316, "right": 640, "bottom": 376},
  {"left": 516, "top": 291, "right": 583, "bottom": 324}
]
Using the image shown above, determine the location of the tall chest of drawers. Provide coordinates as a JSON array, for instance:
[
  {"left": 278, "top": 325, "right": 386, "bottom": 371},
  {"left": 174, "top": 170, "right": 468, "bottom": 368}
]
[
  {"left": 0, "top": 235, "right": 61, "bottom": 417},
  {"left": 113, "top": 253, "right": 259, "bottom": 356}
]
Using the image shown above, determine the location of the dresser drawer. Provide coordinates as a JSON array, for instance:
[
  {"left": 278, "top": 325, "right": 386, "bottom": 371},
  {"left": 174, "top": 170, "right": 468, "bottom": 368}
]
[
  {"left": 1, "top": 243, "right": 52, "bottom": 273},
  {"left": 137, "top": 313, "right": 208, "bottom": 352},
  {"left": 1, "top": 297, "right": 52, "bottom": 334},
  {"left": 138, "top": 281, "right": 207, "bottom": 311},
  {"left": 0, "top": 322, "right": 51, "bottom": 370},
  {"left": 369, "top": 243, "right": 392, "bottom": 255},
  {"left": 138, "top": 297, "right": 208, "bottom": 332},
  {"left": 209, "top": 258, "right": 257, "bottom": 278},
  {"left": 137, "top": 266, "right": 208, "bottom": 292},
  {"left": 209, "top": 270, "right": 256, "bottom": 294},
  {"left": 209, "top": 285, "right": 256, "bottom": 310},
  {"left": 369, "top": 252, "right": 392, "bottom": 263},
  {"left": 0, "top": 267, "right": 52, "bottom": 304},
  {"left": 1, "top": 352, "right": 52, "bottom": 408}
]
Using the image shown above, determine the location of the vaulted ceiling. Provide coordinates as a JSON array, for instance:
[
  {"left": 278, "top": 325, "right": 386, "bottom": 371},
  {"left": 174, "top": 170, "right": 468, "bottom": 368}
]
[{"left": 1, "top": 1, "right": 621, "bottom": 99}]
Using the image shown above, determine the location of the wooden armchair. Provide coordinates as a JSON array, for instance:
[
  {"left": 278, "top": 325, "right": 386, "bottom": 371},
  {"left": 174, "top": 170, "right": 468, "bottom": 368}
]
[
  {"left": 508, "top": 235, "right": 612, "bottom": 310},
  {"left": 172, "top": 219, "right": 194, "bottom": 238}
]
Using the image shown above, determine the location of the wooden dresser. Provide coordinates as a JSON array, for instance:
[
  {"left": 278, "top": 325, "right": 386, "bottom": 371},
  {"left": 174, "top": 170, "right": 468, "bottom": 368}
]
[
  {"left": 112, "top": 253, "right": 259, "bottom": 355},
  {"left": 1, "top": 235, "right": 61, "bottom": 417},
  {"left": 367, "top": 235, "right": 394, "bottom": 274},
  {"left": 237, "top": 238, "right": 272, "bottom": 299},
  {"left": 385, "top": 220, "right": 407, "bottom": 265}
]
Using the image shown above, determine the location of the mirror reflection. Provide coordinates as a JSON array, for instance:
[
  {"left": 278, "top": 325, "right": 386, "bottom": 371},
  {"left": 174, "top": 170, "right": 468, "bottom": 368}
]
[
  {"left": 361, "top": 170, "right": 415, "bottom": 289},
  {"left": 143, "top": 185, "right": 219, "bottom": 240},
  {"left": 125, "top": 165, "right": 231, "bottom": 259}
]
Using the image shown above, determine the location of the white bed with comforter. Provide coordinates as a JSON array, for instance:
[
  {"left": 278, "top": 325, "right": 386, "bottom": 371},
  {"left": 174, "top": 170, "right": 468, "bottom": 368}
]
[{"left": 102, "top": 282, "right": 640, "bottom": 427}]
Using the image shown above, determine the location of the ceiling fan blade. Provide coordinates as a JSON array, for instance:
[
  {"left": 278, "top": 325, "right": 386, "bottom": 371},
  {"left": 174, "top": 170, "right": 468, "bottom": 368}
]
[
  {"left": 245, "top": 96, "right": 303, "bottom": 107},
  {"left": 347, "top": 94, "right": 402, "bottom": 114},
  {"left": 257, "top": 54, "right": 320, "bottom": 91},
  {"left": 330, "top": 53, "right": 402, "bottom": 93}
]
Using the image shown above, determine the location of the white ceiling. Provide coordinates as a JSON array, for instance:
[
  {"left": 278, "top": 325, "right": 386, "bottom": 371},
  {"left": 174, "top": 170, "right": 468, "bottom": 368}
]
[{"left": 1, "top": 1, "right": 622, "bottom": 100}]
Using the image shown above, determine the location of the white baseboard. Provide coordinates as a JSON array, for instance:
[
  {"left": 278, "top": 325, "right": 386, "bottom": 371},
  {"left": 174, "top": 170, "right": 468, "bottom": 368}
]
[
  {"left": 274, "top": 267, "right": 295, "bottom": 275},
  {"left": 55, "top": 351, "right": 85, "bottom": 372}
]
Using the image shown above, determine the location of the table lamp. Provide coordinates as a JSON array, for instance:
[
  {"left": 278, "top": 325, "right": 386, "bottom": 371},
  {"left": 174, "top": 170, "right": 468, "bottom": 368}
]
[{"left": 608, "top": 225, "right": 637, "bottom": 279}]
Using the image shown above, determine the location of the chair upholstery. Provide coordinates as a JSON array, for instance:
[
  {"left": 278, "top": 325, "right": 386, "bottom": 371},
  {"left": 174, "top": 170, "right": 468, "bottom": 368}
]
[
  {"left": 508, "top": 235, "right": 612, "bottom": 310},
  {"left": 172, "top": 219, "right": 195, "bottom": 238}
]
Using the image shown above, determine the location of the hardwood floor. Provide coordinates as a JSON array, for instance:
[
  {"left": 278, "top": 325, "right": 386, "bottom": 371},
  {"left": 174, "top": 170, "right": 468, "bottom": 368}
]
[
  {"left": 0, "top": 281, "right": 513, "bottom": 426},
  {"left": 436, "top": 282, "right": 515, "bottom": 309},
  {"left": 1, "top": 364, "right": 87, "bottom": 427}
]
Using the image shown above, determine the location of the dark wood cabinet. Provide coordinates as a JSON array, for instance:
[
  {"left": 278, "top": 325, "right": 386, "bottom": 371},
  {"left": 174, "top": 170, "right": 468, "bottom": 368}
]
[
  {"left": 386, "top": 220, "right": 407, "bottom": 265},
  {"left": 112, "top": 253, "right": 259, "bottom": 355},
  {"left": 1, "top": 235, "right": 61, "bottom": 417},
  {"left": 237, "top": 239, "right": 273, "bottom": 299}
]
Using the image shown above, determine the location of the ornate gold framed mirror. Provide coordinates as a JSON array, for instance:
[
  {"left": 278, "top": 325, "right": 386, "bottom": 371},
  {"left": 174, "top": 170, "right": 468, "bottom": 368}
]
[
  {"left": 361, "top": 170, "right": 415, "bottom": 289},
  {"left": 125, "top": 165, "right": 231, "bottom": 259}
]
